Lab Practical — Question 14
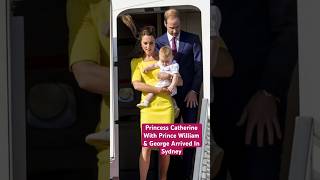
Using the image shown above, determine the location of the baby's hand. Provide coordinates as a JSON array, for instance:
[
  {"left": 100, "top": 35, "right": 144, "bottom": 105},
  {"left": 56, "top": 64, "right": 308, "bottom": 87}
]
[
  {"left": 143, "top": 68, "right": 149, "bottom": 73},
  {"left": 167, "top": 85, "right": 175, "bottom": 92}
]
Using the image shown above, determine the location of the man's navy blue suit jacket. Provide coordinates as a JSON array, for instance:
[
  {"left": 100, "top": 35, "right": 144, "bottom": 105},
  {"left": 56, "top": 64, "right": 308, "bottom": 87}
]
[{"left": 156, "top": 31, "right": 203, "bottom": 98}]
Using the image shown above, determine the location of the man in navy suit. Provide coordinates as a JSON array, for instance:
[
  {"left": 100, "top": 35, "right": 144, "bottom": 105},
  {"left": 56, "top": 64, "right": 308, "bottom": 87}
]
[
  {"left": 156, "top": 8, "right": 202, "bottom": 180},
  {"left": 212, "top": 0, "right": 298, "bottom": 179}
]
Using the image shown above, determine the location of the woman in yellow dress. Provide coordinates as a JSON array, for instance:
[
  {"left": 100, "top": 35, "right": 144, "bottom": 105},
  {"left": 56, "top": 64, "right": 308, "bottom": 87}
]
[
  {"left": 66, "top": 0, "right": 110, "bottom": 179},
  {"left": 131, "top": 26, "right": 174, "bottom": 180}
]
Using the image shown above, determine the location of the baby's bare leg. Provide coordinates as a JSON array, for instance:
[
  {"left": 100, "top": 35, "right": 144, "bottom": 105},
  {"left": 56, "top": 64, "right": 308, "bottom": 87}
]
[
  {"left": 137, "top": 93, "right": 155, "bottom": 108},
  {"left": 144, "top": 93, "right": 155, "bottom": 102}
]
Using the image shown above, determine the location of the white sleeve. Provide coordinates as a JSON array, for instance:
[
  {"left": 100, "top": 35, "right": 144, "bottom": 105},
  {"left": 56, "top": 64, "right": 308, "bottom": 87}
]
[
  {"left": 211, "top": 5, "right": 222, "bottom": 37},
  {"left": 170, "top": 62, "right": 179, "bottom": 74}
]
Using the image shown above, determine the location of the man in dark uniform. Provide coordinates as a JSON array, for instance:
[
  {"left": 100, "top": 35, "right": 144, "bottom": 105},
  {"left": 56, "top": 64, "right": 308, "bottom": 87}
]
[{"left": 212, "top": 0, "right": 298, "bottom": 179}]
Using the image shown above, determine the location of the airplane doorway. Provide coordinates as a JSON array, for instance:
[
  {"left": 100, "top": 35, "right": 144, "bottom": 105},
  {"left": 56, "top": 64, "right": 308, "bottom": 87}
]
[{"left": 114, "top": 6, "right": 203, "bottom": 180}]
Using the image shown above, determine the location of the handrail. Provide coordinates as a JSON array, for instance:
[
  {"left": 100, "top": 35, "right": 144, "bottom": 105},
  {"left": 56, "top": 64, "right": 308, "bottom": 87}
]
[
  {"left": 288, "top": 116, "right": 314, "bottom": 180},
  {"left": 193, "top": 98, "right": 210, "bottom": 180}
]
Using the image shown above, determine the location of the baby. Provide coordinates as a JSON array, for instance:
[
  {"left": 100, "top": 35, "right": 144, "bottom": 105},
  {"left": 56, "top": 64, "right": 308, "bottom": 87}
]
[{"left": 137, "top": 46, "right": 180, "bottom": 114}]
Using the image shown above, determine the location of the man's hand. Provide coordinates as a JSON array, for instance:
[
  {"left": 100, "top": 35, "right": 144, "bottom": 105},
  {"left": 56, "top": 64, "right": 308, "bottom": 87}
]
[
  {"left": 158, "top": 72, "right": 172, "bottom": 80},
  {"left": 237, "top": 91, "right": 282, "bottom": 147},
  {"left": 184, "top": 90, "right": 198, "bottom": 108}
]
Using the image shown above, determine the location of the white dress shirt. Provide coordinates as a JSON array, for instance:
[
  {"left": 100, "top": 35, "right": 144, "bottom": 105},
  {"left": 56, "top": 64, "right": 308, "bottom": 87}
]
[{"left": 167, "top": 32, "right": 180, "bottom": 52}]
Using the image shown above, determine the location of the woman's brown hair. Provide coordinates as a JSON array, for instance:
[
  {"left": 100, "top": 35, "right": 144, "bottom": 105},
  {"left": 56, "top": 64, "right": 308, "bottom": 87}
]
[{"left": 135, "top": 26, "right": 157, "bottom": 58}]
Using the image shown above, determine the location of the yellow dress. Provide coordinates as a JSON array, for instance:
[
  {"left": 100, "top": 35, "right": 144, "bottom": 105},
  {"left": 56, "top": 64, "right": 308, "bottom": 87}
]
[
  {"left": 67, "top": 0, "right": 109, "bottom": 179},
  {"left": 131, "top": 58, "right": 174, "bottom": 125}
]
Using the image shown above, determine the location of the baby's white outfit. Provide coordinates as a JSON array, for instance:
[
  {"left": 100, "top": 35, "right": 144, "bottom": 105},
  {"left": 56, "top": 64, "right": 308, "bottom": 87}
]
[{"left": 155, "top": 60, "right": 179, "bottom": 96}]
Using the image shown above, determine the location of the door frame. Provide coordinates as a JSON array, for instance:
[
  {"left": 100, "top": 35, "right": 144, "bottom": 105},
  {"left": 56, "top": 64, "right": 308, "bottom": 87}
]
[
  {"left": 0, "top": 1, "right": 27, "bottom": 180},
  {"left": 0, "top": 0, "right": 11, "bottom": 179}
]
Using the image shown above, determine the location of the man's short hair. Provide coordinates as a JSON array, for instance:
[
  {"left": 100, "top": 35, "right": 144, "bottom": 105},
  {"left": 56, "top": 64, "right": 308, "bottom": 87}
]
[{"left": 164, "top": 8, "right": 180, "bottom": 23}]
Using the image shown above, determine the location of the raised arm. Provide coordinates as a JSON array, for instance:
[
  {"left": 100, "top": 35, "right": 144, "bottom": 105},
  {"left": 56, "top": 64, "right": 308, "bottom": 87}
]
[
  {"left": 143, "top": 63, "right": 159, "bottom": 73},
  {"left": 131, "top": 59, "right": 169, "bottom": 94}
]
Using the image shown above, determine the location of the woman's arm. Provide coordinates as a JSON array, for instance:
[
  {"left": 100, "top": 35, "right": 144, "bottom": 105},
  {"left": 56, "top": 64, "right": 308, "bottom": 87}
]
[
  {"left": 158, "top": 72, "right": 183, "bottom": 86},
  {"left": 72, "top": 61, "right": 109, "bottom": 95},
  {"left": 132, "top": 81, "right": 169, "bottom": 94},
  {"left": 143, "top": 63, "right": 159, "bottom": 73}
]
